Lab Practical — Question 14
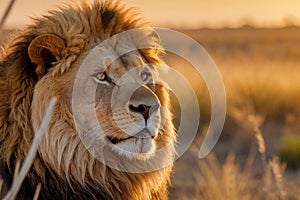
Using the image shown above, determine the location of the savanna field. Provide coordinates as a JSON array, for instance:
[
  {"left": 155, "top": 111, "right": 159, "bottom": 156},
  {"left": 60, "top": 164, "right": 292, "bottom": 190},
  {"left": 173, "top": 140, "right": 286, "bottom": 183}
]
[{"left": 1, "top": 27, "right": 300, "bottom": 199}]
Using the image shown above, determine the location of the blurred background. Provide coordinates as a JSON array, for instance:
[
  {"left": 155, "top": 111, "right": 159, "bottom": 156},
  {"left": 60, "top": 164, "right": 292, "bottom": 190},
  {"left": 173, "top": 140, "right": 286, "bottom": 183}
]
[
  {"left": 1, "top": 0, "right": 300, "bottom": 199},
  {"left": 1, "top": 0, "right": 300, "bottom": 29}
]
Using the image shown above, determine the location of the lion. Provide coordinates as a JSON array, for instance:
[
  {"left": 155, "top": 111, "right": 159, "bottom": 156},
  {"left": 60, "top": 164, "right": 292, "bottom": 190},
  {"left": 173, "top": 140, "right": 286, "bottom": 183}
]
[{"left": 0, "top": 0, "right": 176, "bottom": 199}]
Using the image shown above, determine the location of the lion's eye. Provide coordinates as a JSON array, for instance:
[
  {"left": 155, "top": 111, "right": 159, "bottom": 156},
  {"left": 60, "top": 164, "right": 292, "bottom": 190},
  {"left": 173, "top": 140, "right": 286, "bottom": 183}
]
[
  {"left": 140, "top": 71, "right": 152, "bottom": 83},
  {"left": 94, "top": 72, "right": 112, "bottom": 84}
]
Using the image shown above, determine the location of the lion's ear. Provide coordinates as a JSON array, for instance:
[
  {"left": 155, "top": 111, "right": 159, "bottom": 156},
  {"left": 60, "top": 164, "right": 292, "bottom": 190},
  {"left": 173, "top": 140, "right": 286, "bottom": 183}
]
[{"left": 28, "top": 34, "right": 66, "bottom": 79}]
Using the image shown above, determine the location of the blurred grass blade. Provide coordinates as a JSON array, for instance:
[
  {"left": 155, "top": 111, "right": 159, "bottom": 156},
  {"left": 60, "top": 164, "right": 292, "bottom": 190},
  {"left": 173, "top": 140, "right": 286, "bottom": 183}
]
[
  {"left": 33, "top": 183, "right": 42, "bottom": 200},
  {"left": 0, "top": 0, "right": 16, "bottom": 32},
  {"left": 3, "top": 97, "right": 57, "bottom": 200},
  {"left": 0, "top": 179, "right": 3, "bottom": 195}
]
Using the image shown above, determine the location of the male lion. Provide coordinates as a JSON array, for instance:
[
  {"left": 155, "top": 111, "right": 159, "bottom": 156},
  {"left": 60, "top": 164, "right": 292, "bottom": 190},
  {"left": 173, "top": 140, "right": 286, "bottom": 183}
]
[{"left": 0, "top": 1, "right": 176, "bottom": 199}]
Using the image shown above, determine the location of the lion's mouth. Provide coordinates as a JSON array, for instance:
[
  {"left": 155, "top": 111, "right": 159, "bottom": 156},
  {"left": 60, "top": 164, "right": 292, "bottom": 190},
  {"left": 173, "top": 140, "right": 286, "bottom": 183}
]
[
  {"left": 107, "top": 136, "right": 134, "bottom": 144},
  {"left": 107, "top": 133, "right": 155, "bottom": 144}
]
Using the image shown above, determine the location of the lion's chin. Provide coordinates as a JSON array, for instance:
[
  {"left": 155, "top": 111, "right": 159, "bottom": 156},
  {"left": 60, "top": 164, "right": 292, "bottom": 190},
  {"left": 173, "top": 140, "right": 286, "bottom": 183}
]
[{"left": 110, "top": 137, "right": 156, "bottom": 160}]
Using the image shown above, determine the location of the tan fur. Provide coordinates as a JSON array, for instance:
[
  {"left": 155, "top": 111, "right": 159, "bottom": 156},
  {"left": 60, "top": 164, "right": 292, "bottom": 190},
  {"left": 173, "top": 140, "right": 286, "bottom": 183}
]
[{"left": 0, "top": 0, "right": 176, "bottom": 199}]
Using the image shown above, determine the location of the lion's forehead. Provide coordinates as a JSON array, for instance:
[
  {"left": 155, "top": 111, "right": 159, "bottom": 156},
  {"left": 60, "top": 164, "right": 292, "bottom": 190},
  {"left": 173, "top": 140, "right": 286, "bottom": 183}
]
[
  {"left": 83, "top": 37, "right": 154, "bottom": 80},
  {"left": 107, "top": 53, "right": 148, "bottom": 78},
  {"left": 95, "top": 34, "right": 152, "bottom": 74}
]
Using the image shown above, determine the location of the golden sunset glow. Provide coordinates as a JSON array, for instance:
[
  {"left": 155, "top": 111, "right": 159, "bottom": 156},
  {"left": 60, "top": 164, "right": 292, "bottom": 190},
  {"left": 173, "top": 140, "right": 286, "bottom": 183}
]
[
  {"left": 1, "top": 0, "right": 300, "bottom": 199},
  {"left": 1, "top": 0, "right": 300, "bottom": 28}
]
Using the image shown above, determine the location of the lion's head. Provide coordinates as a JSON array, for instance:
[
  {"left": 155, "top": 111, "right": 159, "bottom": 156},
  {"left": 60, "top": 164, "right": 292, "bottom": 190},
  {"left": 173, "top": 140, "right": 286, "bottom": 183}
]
[{"left": 0, "top": 1, "right": 176, "bottom": 199}]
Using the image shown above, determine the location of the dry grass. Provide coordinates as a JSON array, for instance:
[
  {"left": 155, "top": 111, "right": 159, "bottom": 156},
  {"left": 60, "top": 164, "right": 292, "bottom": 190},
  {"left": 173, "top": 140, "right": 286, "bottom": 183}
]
[
  {"left": 190, "top": 151, "right": 257, "bottom": 200},
  {"left": 171, "top": 113, "right": 294, "bottom": 200},
  {"left": 170, "top": 27, "right": 300, "bottom": 200}
]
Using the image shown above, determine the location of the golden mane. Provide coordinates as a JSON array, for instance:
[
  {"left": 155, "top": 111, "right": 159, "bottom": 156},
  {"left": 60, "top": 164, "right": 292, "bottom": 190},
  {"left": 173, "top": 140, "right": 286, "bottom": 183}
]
[{"left": 0, "top": 0, "right": 175, "bottom": 199}]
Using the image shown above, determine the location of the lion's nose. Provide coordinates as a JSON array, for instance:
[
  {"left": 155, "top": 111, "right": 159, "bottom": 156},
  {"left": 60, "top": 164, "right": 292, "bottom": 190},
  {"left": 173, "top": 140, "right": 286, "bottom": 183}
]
[
  {"left": 129, "top": 104, "right": 151, "bottom": 121},
  {"left": 128, "top": 85, "right": 161, "bottom": 123}
]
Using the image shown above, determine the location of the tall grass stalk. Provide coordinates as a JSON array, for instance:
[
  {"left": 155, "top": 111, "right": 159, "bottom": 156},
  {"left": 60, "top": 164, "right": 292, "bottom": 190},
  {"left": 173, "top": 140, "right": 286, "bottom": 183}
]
[
  {"left": 32, "top": 183, "right": 42, "bottom": 200},
  {"left": 12, "top": 161, "right": 21, "bottom": 184},
  {"left": 0, "top": 179, "right": 3, "bottom": 195},
  {"left": 248, "top": 114, "right": 287, "bottom": 200},
  {"left": 270, "top": 157, "right": 286, "bottom": 199}
]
